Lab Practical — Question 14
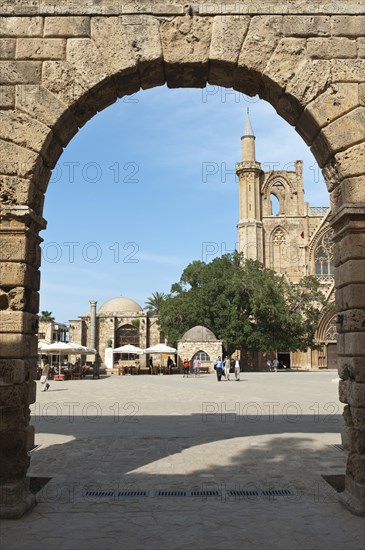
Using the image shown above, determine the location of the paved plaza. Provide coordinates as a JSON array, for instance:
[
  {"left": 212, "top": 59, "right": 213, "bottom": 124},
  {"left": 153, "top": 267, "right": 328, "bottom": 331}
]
[{"left": 2, "top": 372, "right": 364, "bottom": 550}]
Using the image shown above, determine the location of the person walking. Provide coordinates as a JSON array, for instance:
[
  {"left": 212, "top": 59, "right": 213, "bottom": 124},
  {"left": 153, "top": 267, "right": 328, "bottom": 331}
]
[
  {"left": 193, "top": 357, "right": 200, "bottom": 377},
  {"left": 183, "top": 358, "right": 190, "bottom": 378},
  {"left": 273, "top": 358, "right": 279, "bottom": 372},
  {"left": 148, "top": 356, "right": 153, "bottom": 375},
  {"left": 234, "top": 356, "right": 240, "bottom": 381},
  {"left": 214, "top": 356, "right": 224, "bottom": 382},
  {"left": 266, "top": 359, "right": 273, "bottom": 372},
  {"left": 166, "top": 356, "right": 174, "bottom": 374},
  {"left": 224, "top": 356, "right": 231, "bottom": 381},
  {"left": 40, "top": 362, "right": 50, "bottom": 392}
]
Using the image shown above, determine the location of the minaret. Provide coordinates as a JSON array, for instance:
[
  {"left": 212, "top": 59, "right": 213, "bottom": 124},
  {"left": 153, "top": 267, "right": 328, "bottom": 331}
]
[{"left": 236, "top": 110, "right": 264, "bottom": 262}]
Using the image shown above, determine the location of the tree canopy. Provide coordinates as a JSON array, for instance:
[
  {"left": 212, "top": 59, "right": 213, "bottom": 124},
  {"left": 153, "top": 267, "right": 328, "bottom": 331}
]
[
  {"left": 158, "top": 253, "right": 331, "bottom": 353},
  {"left": 39, "top": 311, "right": 55, "bottom": 322}
]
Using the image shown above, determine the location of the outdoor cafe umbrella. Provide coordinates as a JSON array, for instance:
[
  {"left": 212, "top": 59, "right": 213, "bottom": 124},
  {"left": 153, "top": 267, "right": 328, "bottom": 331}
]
[
  {"left": 38, "top": 341, "right": 96, "bottom": 375},
  {"left": 112, "top": 344, "right": 143, "bottom": 369},
  {"left": 143, "top": 343, "right": 177, "bottom": 373}
]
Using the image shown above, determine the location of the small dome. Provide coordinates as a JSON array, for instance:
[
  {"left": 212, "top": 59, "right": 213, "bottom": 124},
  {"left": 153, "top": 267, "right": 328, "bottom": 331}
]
[
  {"left": 180, "top": 325, "right": 217, "bottom": 342},
  {"left": 98, "top": 296, "right": 142, "bottom": 314}
]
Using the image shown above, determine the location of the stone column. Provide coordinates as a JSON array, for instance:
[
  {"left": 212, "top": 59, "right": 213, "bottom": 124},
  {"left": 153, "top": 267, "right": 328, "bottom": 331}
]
[
  {"left": 89, "top": 300, "right": 97, "bottom": 350},
  {"left": 332, "top": 206, "right": 365, "bottom": 516},
  {"left": 0, "top": 205, "right": 46, "bottom": 518}
]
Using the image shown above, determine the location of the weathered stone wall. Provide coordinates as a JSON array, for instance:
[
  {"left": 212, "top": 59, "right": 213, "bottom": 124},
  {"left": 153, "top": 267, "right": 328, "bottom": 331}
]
[{"left": 0, "top": 1, "right": 364, "bottom": 517}]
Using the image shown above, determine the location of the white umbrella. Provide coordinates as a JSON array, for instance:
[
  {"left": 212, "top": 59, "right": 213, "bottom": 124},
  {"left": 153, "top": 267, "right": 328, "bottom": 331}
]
[
  {"left": 113, "top": 344, "right": 143, "bottom": 354},
  {"left": 144, "top": 344, "right": 176, "bottom": 354},
  {"left": 113, "top": 344, "right": 143, "bottom": 374},
  {"left": 144, "top": 344, "right": 177, "bottom": 374},
  {"left": 37, "top": 341, "right": 96, "bottom": 374}
]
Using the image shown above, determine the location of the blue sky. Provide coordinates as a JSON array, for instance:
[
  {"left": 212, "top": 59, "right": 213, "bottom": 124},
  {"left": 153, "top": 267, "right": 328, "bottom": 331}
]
[{"left": 40, "top": 85, "right": 328, "bottom": 323}]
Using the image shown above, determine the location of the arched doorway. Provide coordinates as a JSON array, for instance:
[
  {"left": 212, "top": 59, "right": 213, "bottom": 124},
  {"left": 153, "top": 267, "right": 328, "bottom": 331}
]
[{"left": 0, "top": 7, "right": 364, "bottom": 518}]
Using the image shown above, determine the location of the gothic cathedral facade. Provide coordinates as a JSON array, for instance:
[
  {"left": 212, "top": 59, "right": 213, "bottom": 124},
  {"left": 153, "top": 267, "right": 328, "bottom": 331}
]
[{"left": 237, "top": 114, "right": 336, "bottom": 370}]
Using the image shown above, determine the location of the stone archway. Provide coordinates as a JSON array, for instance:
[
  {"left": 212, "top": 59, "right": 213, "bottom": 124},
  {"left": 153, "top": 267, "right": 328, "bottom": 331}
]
[{"left": 0, "top": 2, "right": 364, "bottom": 517}]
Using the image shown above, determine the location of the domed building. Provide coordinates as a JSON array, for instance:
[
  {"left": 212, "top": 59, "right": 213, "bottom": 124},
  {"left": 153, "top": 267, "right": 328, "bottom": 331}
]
[
  {"left": 69, "top": 295, "right": 161, "bottom": 369},
  {"left": 177, "top": 325, "right": 223, "bottom": 372}
]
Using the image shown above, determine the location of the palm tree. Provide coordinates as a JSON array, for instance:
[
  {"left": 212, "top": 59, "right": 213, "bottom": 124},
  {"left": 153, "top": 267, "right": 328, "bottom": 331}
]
[
  {"left": 144, "top": 292, "right": 167, "bottom": 315},
  {"left": 39, "top": 311, "right": 55, "bottom": 323}
]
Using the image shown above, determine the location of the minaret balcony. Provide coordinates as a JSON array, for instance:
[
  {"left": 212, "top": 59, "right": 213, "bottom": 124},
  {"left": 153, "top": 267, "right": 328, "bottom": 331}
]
[{"left": 236, "top": 161, "right": 262, "bottom": 174}]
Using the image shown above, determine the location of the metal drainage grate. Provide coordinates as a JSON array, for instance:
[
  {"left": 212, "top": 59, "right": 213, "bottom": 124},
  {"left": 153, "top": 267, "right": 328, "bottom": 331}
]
[
  {"left": 330, "top": 444, "right": 346, "bottom": 452},
  {"left": 227, "top": 490, "right": 259, "bottom": 497},
  {"left": 84, "top": 488, "right": 294, "bottom": 499},
  {"left": 156, "top": 490, "right": 188, "bottom": 497}
]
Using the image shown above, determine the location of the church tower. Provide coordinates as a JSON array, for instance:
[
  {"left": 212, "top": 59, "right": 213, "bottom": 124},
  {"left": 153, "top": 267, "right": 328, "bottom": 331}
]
[{"left": 236, "top": 111, "right": 264, "bottom": 262}]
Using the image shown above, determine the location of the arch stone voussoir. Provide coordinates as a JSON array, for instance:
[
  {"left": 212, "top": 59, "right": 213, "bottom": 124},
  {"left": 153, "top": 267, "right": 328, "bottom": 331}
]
[
  {"left": 0, "top": 3, "right": 364, "bottom": 519},
  {"left": 160, "top": 15, "right": 213, "bottom": 88}
]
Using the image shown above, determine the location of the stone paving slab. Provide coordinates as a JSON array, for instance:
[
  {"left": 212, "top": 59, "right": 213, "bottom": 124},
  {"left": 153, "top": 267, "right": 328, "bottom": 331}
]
[{"left": 1, "top": 373, "right": 364, "bottom": 550}]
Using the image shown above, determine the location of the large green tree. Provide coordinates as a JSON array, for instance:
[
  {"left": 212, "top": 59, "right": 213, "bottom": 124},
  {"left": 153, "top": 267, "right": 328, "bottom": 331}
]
[{"left": 158, "top": 253, "right": 331, "bottom": 353}]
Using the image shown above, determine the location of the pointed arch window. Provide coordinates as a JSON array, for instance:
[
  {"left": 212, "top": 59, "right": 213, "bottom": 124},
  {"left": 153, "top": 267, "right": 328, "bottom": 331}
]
[
  {"left": 116, "top": 324, "right": 140, "bottom": 348},
  {"left": 271, "top": 227, "right": 286, "bottom": 272},
  {"left": 315, "top": 230, "right": 334, "bottom": 276}
]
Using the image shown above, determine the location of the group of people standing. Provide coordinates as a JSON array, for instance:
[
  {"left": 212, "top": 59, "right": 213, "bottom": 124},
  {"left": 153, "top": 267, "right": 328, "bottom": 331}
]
[
  {"left": 214, "top": 356, "right": 241, "bottom": 382},
  {"left": 182, "top": 357, "right": 201, "bottom": 377}
]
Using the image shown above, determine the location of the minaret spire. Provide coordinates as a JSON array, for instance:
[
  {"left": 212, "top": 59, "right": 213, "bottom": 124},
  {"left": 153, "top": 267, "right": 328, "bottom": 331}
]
[{"left": 241, "top": 109, "right": 256, "bottom": 161}]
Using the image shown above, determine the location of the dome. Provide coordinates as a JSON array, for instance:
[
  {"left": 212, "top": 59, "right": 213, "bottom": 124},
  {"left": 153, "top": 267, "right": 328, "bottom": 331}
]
[
  {"left": 180, "top": 325, "right": 217, "bottom": 342},
  {"left": 98, "top": 296, "right": 142, "bottom": 314}
]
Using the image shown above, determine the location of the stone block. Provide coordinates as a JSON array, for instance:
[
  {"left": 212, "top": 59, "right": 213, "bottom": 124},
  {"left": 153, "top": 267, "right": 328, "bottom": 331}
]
[
  {"left": 0, "top": 139, "right": 45, "bottom": 182},
  {"left": 7, "top": 288, "right": 39, "bottom": 314},
  {"left": 335, "top": 259, "right": 365, "bottom": 287},
  {"left": 0, "top": 332, "right": 37, "bottom": 359},
  {"left": 347, "top": 453, "right": 365, "bottom": 483},
  {"left": 15, "top": 84, "right": 79, "bottom": 148},
  {"left": 0, "top": 61, "right": 42, "bottom": 85},
  {"left": 0, "top": 17, "right": 43, "bottom": 37},
  {"left": 239, "top": 16, "right": 283, "bottom": 73},
  {"left": 0, "top": 311, "right": 38, "bottom": 335},
  {"left": 0, "top": 383, "right": 26, "bottom": 408},
  {"left": 331, "top": 59, "right": 365, "bottom": 82},
  {"left": 0, "top": 85, "right": 15, "bottom": 108},
  {"left": 323, "top": 143, "right": 365, "bottom": 182},
  {"left": 16, "top": 38, "right": 66, "bottom": 60},
  {"left": 209, "top": 16, "right": 250, "bottom": 88},
  {"left": 0, "top": 235, "right": 30, "bottom": 264},
  {"left": 0, "top": 110, "right": 54, "bottom": 160},
  {"left": 91, "top": 17, "right": 138, "bottom": 76},
  {"left": 358, "top": 38, "right": 365, "bottom": 59},
  {"left": 0, "top": 175, "right": 44, "bottom": 213},
  {"left": 297, "top": 83, "right": 360, "bottom": 144},
  {"left": 312, "top": 107, "right": 365, "bottom": 167},
  {"left": 265, "top": 37, "right": 307, "bottom": 91},
  {"left": 286, "top": 60, "right": 332, "bottom": 115},
  {"left": 336, "top": 284, "right": 365, "bottom": 311},
  {"left": 332, "top": 16, "right": 365, "bottom": 37},
  {"left": 161, "top": 15, "right": 213, "bottom": 88},
  {"left": 283, "top": 15, "right": 330, "bottom": 37},
  {"left": 44, "top": 16, "right": 91, "bottom": 37},
  {"left": 0, "top": 39, "right": 15, "bottom": 59},
  {"left": 337, "top": 331, "right": 365, "bottom": 357},
  {"left": 0, "top": 262, "right": 40, "bottom": 290},
  {"left": 41, "top": 60, "right": 100, "bottom": 128},
  {"left": 351, "top": 406, "right": 365, "bottom": 431},
  {"left": 27, "top": 380, "right": 36, "bottom": 405},
  {"left": 307, "top": 37, "right": 357, "bottom": 59},
  {"left": 126, "top": 17, "right": 164, "bottom": 90},
  {"left": 66, "top": 38, "right": 109, "bottom": 87},
  {"left": 0, "top": 359, "right": 28, "bottom": 384},
  {"left": 333, "top": 226, "right": 365, "bottom": 263}
]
